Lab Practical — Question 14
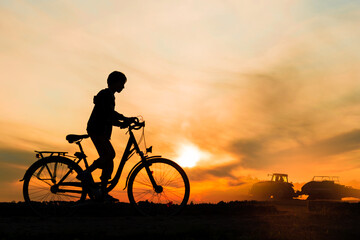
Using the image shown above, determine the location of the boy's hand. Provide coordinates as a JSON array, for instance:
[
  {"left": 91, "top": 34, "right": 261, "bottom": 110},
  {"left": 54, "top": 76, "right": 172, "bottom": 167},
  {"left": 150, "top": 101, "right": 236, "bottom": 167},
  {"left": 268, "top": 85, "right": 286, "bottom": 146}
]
[
  {"left": 127, "top": 117, "right": 138, "bottom": 123},
  {"left": 115, "top": 117, "right": 138, "bottom": 128}
]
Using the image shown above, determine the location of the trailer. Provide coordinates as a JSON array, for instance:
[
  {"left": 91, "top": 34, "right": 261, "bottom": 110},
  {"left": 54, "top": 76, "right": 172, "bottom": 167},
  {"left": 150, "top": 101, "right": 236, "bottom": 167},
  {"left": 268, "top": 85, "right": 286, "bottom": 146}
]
[{"left": 301, "top": 176, "right": 360, "bottom": 200}]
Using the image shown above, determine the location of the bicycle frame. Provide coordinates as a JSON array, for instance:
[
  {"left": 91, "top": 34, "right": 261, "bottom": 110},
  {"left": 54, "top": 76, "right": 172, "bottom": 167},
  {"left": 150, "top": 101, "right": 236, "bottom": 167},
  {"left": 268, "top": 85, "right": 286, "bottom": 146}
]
[
  {"left": 73, "top": 125, "right": 160, "bottom": 193},
  {"left": 21, "top": 122, "right": 160, "bottom": 198}
]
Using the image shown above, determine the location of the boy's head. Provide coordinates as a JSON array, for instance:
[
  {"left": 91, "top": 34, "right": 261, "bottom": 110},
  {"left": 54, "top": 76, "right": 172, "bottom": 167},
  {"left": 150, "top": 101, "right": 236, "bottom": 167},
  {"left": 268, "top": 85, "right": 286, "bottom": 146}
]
[{"left": 107, "top": 71, "right": 127, "bottom": 93}]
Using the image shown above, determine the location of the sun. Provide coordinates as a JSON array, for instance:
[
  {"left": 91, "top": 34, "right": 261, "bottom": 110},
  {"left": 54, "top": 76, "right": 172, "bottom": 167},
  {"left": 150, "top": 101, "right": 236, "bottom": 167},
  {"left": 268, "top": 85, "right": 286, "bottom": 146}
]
[{"left": 175, "top": 144, "right": 204, "bottom": 168}]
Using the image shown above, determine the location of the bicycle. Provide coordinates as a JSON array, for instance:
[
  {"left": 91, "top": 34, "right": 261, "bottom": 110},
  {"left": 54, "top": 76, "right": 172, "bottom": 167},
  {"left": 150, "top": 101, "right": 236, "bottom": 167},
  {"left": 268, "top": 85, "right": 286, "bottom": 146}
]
[{"left": 21, "top": 118, "right": 190, "bottom": 217}]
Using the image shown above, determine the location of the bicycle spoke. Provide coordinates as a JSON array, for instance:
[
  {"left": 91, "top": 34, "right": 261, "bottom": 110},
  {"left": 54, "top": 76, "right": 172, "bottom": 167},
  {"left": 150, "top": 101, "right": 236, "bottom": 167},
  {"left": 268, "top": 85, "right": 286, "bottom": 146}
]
[
  {"left": 163, "top": 189, "right": 183, "bottom": 200},
  {"left": 23, "top": 157, "right": 85, "bottom": 217},
  {"left": 28, "top": 188, "right": 50, "bottom": 197},
  {"left": 128, "top": 158, "right": 189, "bottom": 216},
  {"left": 32, "top": 175, "right": 53, "bottom": 187},
  {"left": 133, "top": 191, "right": 153, "bottom": 202},
  {"left": 134, "top": 180, "right": 153, "bottom": 188}
]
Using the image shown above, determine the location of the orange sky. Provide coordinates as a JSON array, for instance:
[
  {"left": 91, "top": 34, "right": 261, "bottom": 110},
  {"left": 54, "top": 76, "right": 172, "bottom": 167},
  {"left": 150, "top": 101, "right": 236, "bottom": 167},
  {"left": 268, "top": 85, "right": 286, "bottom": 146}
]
[{"left": 1, "top": 0, "right": 360, "bottom": 202}]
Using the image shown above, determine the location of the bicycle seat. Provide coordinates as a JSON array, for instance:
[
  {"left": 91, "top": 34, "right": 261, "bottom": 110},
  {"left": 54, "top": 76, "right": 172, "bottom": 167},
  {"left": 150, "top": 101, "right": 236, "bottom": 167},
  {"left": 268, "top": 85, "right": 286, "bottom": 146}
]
[{"left": 66, "top": 134, "right": 89, "bottom": 143}]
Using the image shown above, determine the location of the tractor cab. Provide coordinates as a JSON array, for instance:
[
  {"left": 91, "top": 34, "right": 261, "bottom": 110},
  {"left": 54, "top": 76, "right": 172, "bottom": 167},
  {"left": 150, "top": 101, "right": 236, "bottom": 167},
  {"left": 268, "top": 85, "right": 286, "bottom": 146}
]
[{"left": 270, "top": 173, "right": 289, "bottom": 183}]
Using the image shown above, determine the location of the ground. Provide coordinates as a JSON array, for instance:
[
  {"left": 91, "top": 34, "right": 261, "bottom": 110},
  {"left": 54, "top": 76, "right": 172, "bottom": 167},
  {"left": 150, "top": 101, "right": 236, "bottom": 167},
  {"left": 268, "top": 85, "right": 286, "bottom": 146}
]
[{"left": 0, "top": 200, "right": 359, "bottom": 240}]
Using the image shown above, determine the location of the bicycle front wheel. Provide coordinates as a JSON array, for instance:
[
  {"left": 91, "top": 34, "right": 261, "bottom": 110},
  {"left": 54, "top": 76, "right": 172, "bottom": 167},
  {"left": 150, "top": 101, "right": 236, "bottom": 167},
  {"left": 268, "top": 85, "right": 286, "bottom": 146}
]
[
  {"left": 23, "top": 156, "right": 86, "bottom": 217},
  {"left": 127, "top": 158, "right": 190, "bottom": 216}
]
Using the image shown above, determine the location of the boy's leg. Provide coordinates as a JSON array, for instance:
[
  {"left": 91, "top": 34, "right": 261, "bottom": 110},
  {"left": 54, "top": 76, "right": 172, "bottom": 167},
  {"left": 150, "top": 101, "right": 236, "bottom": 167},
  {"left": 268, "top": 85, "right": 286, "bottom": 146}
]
[
  {"left": 88, "top": 135, "right": 115, "bottom": 175},
  {"left": 88, "top": 135, "right": 116, "bottom": 200},
  {"left": 99, "top": 161, "right": 114, "bottom": 194}
]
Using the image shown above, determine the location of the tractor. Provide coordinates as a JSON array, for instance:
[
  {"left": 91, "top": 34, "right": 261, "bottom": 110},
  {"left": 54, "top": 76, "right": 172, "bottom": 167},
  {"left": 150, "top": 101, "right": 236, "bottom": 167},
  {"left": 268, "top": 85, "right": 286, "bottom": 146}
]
[{"left": 250, "top": 173, "right": 297, "bottom": 200}]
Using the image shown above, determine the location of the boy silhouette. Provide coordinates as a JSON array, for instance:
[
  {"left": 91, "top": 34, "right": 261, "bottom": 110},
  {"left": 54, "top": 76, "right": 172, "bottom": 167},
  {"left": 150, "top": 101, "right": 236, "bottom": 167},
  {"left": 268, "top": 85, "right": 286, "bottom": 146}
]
[{"left": 82, "top": 71, "right": 136, "bottom": 202}]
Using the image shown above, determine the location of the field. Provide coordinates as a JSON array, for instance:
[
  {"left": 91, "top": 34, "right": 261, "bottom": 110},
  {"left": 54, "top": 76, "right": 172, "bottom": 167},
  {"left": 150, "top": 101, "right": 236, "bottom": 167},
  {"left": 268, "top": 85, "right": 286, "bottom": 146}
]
[{"left": 0, "top": 200, "right": 359, "bottom": 240}]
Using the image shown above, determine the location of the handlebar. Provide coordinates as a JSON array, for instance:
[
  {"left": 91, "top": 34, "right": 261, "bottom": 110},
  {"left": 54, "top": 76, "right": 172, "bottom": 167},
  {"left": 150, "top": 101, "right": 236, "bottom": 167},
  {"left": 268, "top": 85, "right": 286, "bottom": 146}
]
[
  {"left": 129, "top": 119, "right": 145, "bottom": 130},
  {"left": 116, "top": 117, "right": 145, "bottom": 130}
]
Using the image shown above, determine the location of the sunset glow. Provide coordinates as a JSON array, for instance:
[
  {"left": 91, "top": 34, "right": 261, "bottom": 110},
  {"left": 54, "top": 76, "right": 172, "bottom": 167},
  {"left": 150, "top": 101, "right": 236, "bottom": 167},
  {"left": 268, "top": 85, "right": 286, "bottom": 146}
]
[
  {"left": 176, "top": 144, "right": 207, "bottom": 168},
  {"left": 1, "top": 0, "right": 360, "bottom": 203}
]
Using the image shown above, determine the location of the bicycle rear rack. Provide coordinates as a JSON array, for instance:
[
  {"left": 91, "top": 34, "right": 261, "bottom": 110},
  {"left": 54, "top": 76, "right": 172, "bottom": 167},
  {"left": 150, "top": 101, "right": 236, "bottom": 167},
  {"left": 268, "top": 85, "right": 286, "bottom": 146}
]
[{"left": 35, "top": 151, "right": 68, "bottom": 159}]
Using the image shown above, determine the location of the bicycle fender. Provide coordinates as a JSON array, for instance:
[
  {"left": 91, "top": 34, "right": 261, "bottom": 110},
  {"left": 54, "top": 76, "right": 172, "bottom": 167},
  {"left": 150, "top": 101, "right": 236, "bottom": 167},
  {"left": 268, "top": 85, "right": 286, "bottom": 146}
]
[{"left": 123, "top": 155, "right": 162, "bottom": 190}]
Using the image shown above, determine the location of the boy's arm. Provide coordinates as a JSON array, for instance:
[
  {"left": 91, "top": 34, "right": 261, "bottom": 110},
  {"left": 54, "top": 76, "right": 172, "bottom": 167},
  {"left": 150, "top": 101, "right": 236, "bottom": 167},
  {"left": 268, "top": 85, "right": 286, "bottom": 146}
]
[
  {"left": 113, "top": 111, "right": 126, "bottom": 121},
  {"left": 112, "top": 112, "right": 136, "bottom": 128},
  {"left": 113, "top": 111, "right": 139, "bottom": 128},
  {"left": 112, "top": 111, "right": 127, "bottom": 127}
]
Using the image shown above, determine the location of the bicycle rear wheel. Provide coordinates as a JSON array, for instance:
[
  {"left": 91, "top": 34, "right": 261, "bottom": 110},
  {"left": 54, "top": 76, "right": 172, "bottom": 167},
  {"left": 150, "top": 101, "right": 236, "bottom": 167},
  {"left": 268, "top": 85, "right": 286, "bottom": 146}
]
[
  {"left": 23, "top": 156, "right": 86, "bottom": 217},
  {"left": 127, "top": 158, "right": 190, "bottom": 216}
]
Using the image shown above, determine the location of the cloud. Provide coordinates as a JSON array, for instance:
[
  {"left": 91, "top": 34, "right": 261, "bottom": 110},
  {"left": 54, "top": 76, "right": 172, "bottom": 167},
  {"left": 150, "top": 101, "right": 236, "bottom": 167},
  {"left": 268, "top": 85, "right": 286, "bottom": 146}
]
[
  {"left": 227, "top": 178, "right": 248, "bottom": 187},
  {"left": 0, "top": 152, "right": 30, "bottom": 201},
  {"left": 228, "top": 138, "right": 267, "bottom": 169},
  {"left": 219, "top": 7, "right": 360, "bottom": 174},
  {"left": 0, "top": 149, "right": 34, "bottom": 167},
  {"left": 301, "top": 129, "right": 360, "bottom": 157},
  {"left": 186, "top": 161, "right": 241, "bottom": 181},
  {"left": 229, "top": 129, "right": 360, "bottom": 171}
]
